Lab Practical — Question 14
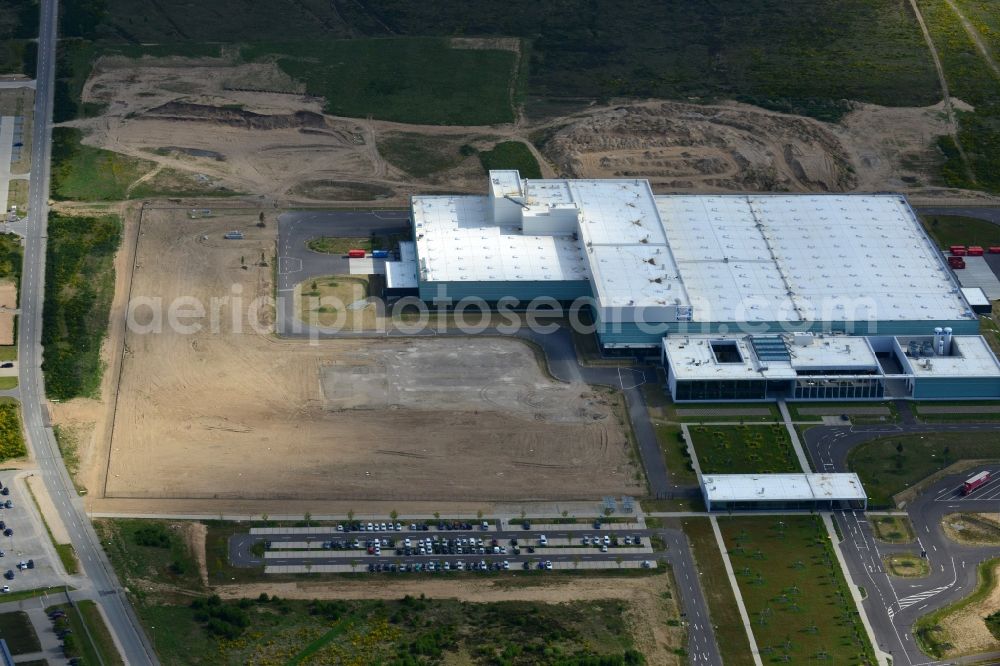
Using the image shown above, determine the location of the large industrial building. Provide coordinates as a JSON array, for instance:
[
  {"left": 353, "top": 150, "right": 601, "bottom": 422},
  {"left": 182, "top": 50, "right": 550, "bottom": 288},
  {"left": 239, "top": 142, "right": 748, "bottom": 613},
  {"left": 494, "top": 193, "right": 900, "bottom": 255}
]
[{"left": 403, "top": 170, "right": 1000, "bottom": 401}]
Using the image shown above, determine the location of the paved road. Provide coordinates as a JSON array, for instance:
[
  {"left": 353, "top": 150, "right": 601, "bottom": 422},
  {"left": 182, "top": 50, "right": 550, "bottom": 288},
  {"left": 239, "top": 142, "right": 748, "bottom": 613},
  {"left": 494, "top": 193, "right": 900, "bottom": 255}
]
[
  {"left": 18, "top": 0, "right": 158, "bottom": 662},
  {"left": 805, "top": 425, "right": 1000, "bottom": 665}
]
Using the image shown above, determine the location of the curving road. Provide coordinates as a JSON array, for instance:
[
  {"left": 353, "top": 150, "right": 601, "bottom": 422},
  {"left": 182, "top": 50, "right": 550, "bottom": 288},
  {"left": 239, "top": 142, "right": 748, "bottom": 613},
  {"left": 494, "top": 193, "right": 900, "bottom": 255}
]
[
  {"left": 19, "top": 0, "right": 158, "bottom": 662},
  {"left": 805, "top": 424, "right": 1000, "bottom": 665}
]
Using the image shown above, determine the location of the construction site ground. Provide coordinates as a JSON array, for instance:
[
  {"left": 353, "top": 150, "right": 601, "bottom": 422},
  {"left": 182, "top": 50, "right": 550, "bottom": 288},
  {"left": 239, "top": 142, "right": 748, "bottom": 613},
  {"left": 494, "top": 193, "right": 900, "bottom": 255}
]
[
  {"left": 62, "top": 208, "right": 638, "bottom": 514},
  {"left": 61, "top": 53, "right": 1000, "bottom": 209}
]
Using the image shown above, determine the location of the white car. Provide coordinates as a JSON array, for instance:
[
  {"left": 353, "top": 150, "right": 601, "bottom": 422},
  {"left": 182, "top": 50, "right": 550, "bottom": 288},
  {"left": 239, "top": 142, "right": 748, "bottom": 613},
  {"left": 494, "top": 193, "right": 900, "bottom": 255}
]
[
  {"left": 0, "top": 585, "right": 7, "bottom": 593},
  {"left": 538, "top": 535, "right": 547, "bottom": 546},
  {"left": 502, "top": 560, "right": 510, "bottom": 570},
  {"left": 404, "top": 538, "right": 411, "bottom": 547},
  {"left": 603, "top": 535, "right": 610, "bottom": 546},
  {"left": 544, "top": 560, "right": 553, "bottom": 570}
]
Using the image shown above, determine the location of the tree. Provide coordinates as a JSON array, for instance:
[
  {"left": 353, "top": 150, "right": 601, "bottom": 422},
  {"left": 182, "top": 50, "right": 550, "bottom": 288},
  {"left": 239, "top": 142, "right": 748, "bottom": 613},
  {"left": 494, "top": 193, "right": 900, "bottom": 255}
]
[
  {"left": 347, "top": 509, "right": 355, "bottom": 523},
  {"left": 433, "top": 511, "right": 440, "bottom": 520},
  {"left": 896, "top": 442, "right": 903, "bottom": 454},
  {"left": 257, "top": 211, "right": 266, "bottom": 228},
  {"left": 304, "top": 511, "right": 311, "bottom": 526},
  {"left": 390, "top": 509, "right": 398, "bottom": 522},
  {"left": 477, "top": 509, "right": 484, "bottom": 520}
]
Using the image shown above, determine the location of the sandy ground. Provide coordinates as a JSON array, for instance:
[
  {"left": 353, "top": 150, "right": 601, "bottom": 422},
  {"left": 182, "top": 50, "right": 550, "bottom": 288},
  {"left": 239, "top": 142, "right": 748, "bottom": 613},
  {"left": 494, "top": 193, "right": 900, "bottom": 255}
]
[
  {"left": 938, "top": 559, "right": 1000, "bottom": 657},
  {"left": 60, "top": 53, "right": 997, "bottom": 210},
  {"left": 218, "top": 571, "right": 684, "bottom": 664},
  {"left": 26, "top": 473, "right": 72, "bottom": 544},
  {"left": 82, "top": 208, "right": 637, "bottom": 509}
]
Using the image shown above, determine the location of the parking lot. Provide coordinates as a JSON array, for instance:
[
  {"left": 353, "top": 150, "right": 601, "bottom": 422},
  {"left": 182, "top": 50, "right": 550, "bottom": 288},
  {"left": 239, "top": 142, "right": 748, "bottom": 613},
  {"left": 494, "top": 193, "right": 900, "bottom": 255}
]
[
  {"left": 233, "top": 519, "right": 657, "bottom": 575},
  {"left": 931, "top": 466, "right": 1000, "bottom": 503},
  {"left": 0, "top": 472, "right": 63, "bottom": 595}
]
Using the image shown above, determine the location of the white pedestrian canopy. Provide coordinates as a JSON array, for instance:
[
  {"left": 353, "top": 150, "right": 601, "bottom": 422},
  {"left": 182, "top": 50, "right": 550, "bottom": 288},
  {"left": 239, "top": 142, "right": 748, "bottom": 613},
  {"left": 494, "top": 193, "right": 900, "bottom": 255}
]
[{"left": 700, "top": 473, "right": 867, "bottom": 511}]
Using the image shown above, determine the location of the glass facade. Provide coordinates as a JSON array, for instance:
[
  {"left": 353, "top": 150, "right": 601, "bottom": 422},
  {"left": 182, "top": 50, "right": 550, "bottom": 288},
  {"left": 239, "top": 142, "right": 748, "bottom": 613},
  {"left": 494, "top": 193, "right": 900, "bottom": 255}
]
[
  {"left": 674, "top": 379, "right": 769, "bottom": 401},
  {"left": 792, "top": 378, "right": 884, "bottom": 400}
]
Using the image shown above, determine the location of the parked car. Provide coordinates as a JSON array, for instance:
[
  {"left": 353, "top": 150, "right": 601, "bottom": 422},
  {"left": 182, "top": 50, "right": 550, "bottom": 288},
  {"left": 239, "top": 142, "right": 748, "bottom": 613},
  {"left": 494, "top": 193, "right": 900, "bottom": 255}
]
[
  {"left": 0, "top": 585, "right": 8, "bottom": 593},
  {"left": 3, "top": 570, "right": 12, "bottom": 580},
  {"left": 3, "top": 529, "right": 11, "bottom": 537}
]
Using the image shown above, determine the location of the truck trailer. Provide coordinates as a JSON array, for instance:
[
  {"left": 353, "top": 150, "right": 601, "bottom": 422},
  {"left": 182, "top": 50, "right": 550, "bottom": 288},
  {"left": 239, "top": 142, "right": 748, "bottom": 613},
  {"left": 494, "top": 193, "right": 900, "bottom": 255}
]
[{"left": 962, "top": 470, "right": 992, "bottom": 495}]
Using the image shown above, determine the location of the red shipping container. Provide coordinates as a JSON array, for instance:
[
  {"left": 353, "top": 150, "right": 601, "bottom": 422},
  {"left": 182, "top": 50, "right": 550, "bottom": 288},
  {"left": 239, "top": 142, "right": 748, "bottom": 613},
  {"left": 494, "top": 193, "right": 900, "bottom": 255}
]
[
  {"left": 989, "top": 247, "right": 1000, "bottom": 254},
  {"left": 949, "top": 258, "right": 966, "bottom": 269},
  {"left": 952, "top": 248, "right": 967, "bottom": 256},
  {"left": 969, "top": 246, "right": 984, "bottom": 256},
  {"left": 950, "top": 245, "right": 966, "bottom": 252},
  {"left": 347, "top": 249, "right": 366, "bottom": 258}
]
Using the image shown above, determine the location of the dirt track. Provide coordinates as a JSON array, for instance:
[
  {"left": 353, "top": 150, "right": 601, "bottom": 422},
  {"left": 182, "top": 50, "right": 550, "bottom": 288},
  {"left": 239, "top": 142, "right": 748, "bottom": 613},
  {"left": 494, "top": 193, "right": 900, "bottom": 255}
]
[{"left": 94, "top": 209, "right": 638, "bottom": 507}]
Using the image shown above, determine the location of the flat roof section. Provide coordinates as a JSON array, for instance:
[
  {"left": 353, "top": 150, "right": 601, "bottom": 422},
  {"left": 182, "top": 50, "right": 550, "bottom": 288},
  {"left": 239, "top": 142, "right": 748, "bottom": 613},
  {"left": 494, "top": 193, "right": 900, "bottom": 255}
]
[
  {"left": 701, "top": 473, "right": 866, "bottom": 503},
  {"left": 656, "top": 195, "right": 973, "bottom": 323},
  {"left": 664, "top": 334, "right": 879, "bottom": 381},
  {"left": 413, "top": 196, "right": 588, "bottom": 283},
  {"left": 904, "top": 335, "right": 1000, "bottom": 377},
  {"left": 385, "top": 241, "right": 418, "bottom": 289}
]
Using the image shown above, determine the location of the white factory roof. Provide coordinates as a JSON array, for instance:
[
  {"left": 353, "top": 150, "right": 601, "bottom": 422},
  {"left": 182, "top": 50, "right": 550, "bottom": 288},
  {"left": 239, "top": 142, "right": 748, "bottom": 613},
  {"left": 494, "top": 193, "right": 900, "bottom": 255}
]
[
  {"left": 902, "top": 335, "right": 1000, "bottom": 377},
  {"left": 663, "top": 334, "right": 879, "bottom": 381},
  {"left": 701, "top": 473, "right": 867, "bottom": 503},
  {"left": 413, "top": 173, "right": 974, "bottom": 324},
  {"left": 413, "top": 196, "right": 588, "bottom": 282},
  {"left": 657, "top": 195, "right": 972, "bottom": 323}
]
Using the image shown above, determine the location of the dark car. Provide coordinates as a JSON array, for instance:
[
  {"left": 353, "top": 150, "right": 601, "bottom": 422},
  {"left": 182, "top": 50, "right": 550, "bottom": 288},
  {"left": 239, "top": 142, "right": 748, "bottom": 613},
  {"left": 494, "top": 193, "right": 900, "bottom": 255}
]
[
  {"left": 3, "top": 529, "right": 11, "bottom": 537},
  {"left": 593, "top": 520, "right": 602, "bottom": 529},
  {"left": 0, "top": 363, "right": 11, "bottom": 368},
  {"left": 0, "top": 488, "right": 7, "bottom": 496},
  {"left": 0, "top": 522, "right": 5, "bottom": 531},
  {"left": 3, "top": 570, "right": 12, "bottom": 580},
  {"left": 26, "top": 559, "right": 33, "bottom": 569},
  {"left": 522, "top": 521, "right": 531, "bottom": 530}
]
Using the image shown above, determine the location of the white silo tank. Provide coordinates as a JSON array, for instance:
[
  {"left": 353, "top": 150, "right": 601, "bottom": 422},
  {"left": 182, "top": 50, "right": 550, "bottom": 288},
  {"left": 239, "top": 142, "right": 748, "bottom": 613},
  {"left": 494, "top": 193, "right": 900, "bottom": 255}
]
[
  {"left": 934, "top": 327, "right": 944, "bottom": 355},
  {"left": 943, "top": 327, "right": 953, "bottom": 355}
]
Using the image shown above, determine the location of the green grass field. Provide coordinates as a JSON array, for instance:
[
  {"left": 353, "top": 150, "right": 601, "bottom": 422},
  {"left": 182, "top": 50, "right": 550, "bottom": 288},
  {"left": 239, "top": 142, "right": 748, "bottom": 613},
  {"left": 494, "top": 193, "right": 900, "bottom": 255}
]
[
  {"left": 681, "top": 519, "right": 755, "bottom": 666},
  {"left": 719, "top": 515, "right": 877, "bottom": 664},
  {"left": 688, "top": 424, "right": 800, "bottom": 474},
  {"left": 917, "top": 0, "right": 1000, "bottom": 191},
  {"left": 921, "top": 214, "right": 1000, "bottom": 248},
  {"left": 0, "top": 610, "right": 40, "bottom": 654},
  {"left": 848, "top": 432, "right": 1000, "bottom": 506},
  {"left": 377, "top": 132, "right": 477, "bottom": 178},
  {"left": 41, "top": 212, "right": 120, "bottom": 400},
  {"left": 95, "top": 519, "right": 203, "bottom": 602},
  {"left": 241, "top": 38, "right": 519, "bottom": 125},
  {"left": 479, "top": 141, "right": 542, "bottom": 178},
  {"left": 51, "top": 127, "right": 154, "bottom": 200},
  {"left": 0, "top": 0, "right": 38, "bottom": 76}
]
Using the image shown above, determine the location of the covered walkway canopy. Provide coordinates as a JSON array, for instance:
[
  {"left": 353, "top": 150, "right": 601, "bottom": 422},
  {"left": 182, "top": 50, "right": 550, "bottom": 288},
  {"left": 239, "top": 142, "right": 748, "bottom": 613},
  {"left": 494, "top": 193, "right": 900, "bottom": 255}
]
[{"left": 701, "top": 473, "right": 867, "bottom": 511}]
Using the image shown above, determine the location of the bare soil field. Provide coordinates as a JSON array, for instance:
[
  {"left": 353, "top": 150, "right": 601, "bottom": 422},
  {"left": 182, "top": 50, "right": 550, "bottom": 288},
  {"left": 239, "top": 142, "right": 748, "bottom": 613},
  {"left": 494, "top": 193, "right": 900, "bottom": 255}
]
[
  {"left": 544, "top": 99, "right": 964, "bottom": 193},
  {"left": 0, "top": 86, "right": 32, "bottom": 174},
  {"left": 64, "top": 53, "right": 990, "bottom": 208},
  {"left": 97, "top": 208, "right": 637, "bottom": 505}
]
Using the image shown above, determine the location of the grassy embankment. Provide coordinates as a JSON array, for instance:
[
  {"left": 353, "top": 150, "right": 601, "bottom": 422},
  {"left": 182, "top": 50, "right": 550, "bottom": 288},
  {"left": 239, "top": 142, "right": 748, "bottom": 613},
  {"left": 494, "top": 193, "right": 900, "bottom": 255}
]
[
  {"left": 41, "top": 212, "right": 120, "bottom": 400},
  {"left": 915, "top": 558, "right": 1000, "bottom": 659},
  {"left": 478, "top": 141, "right": 542, "bottom": 178},
  {"left": 870, "top": 515, "right": 916, "bottom": 543}
]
